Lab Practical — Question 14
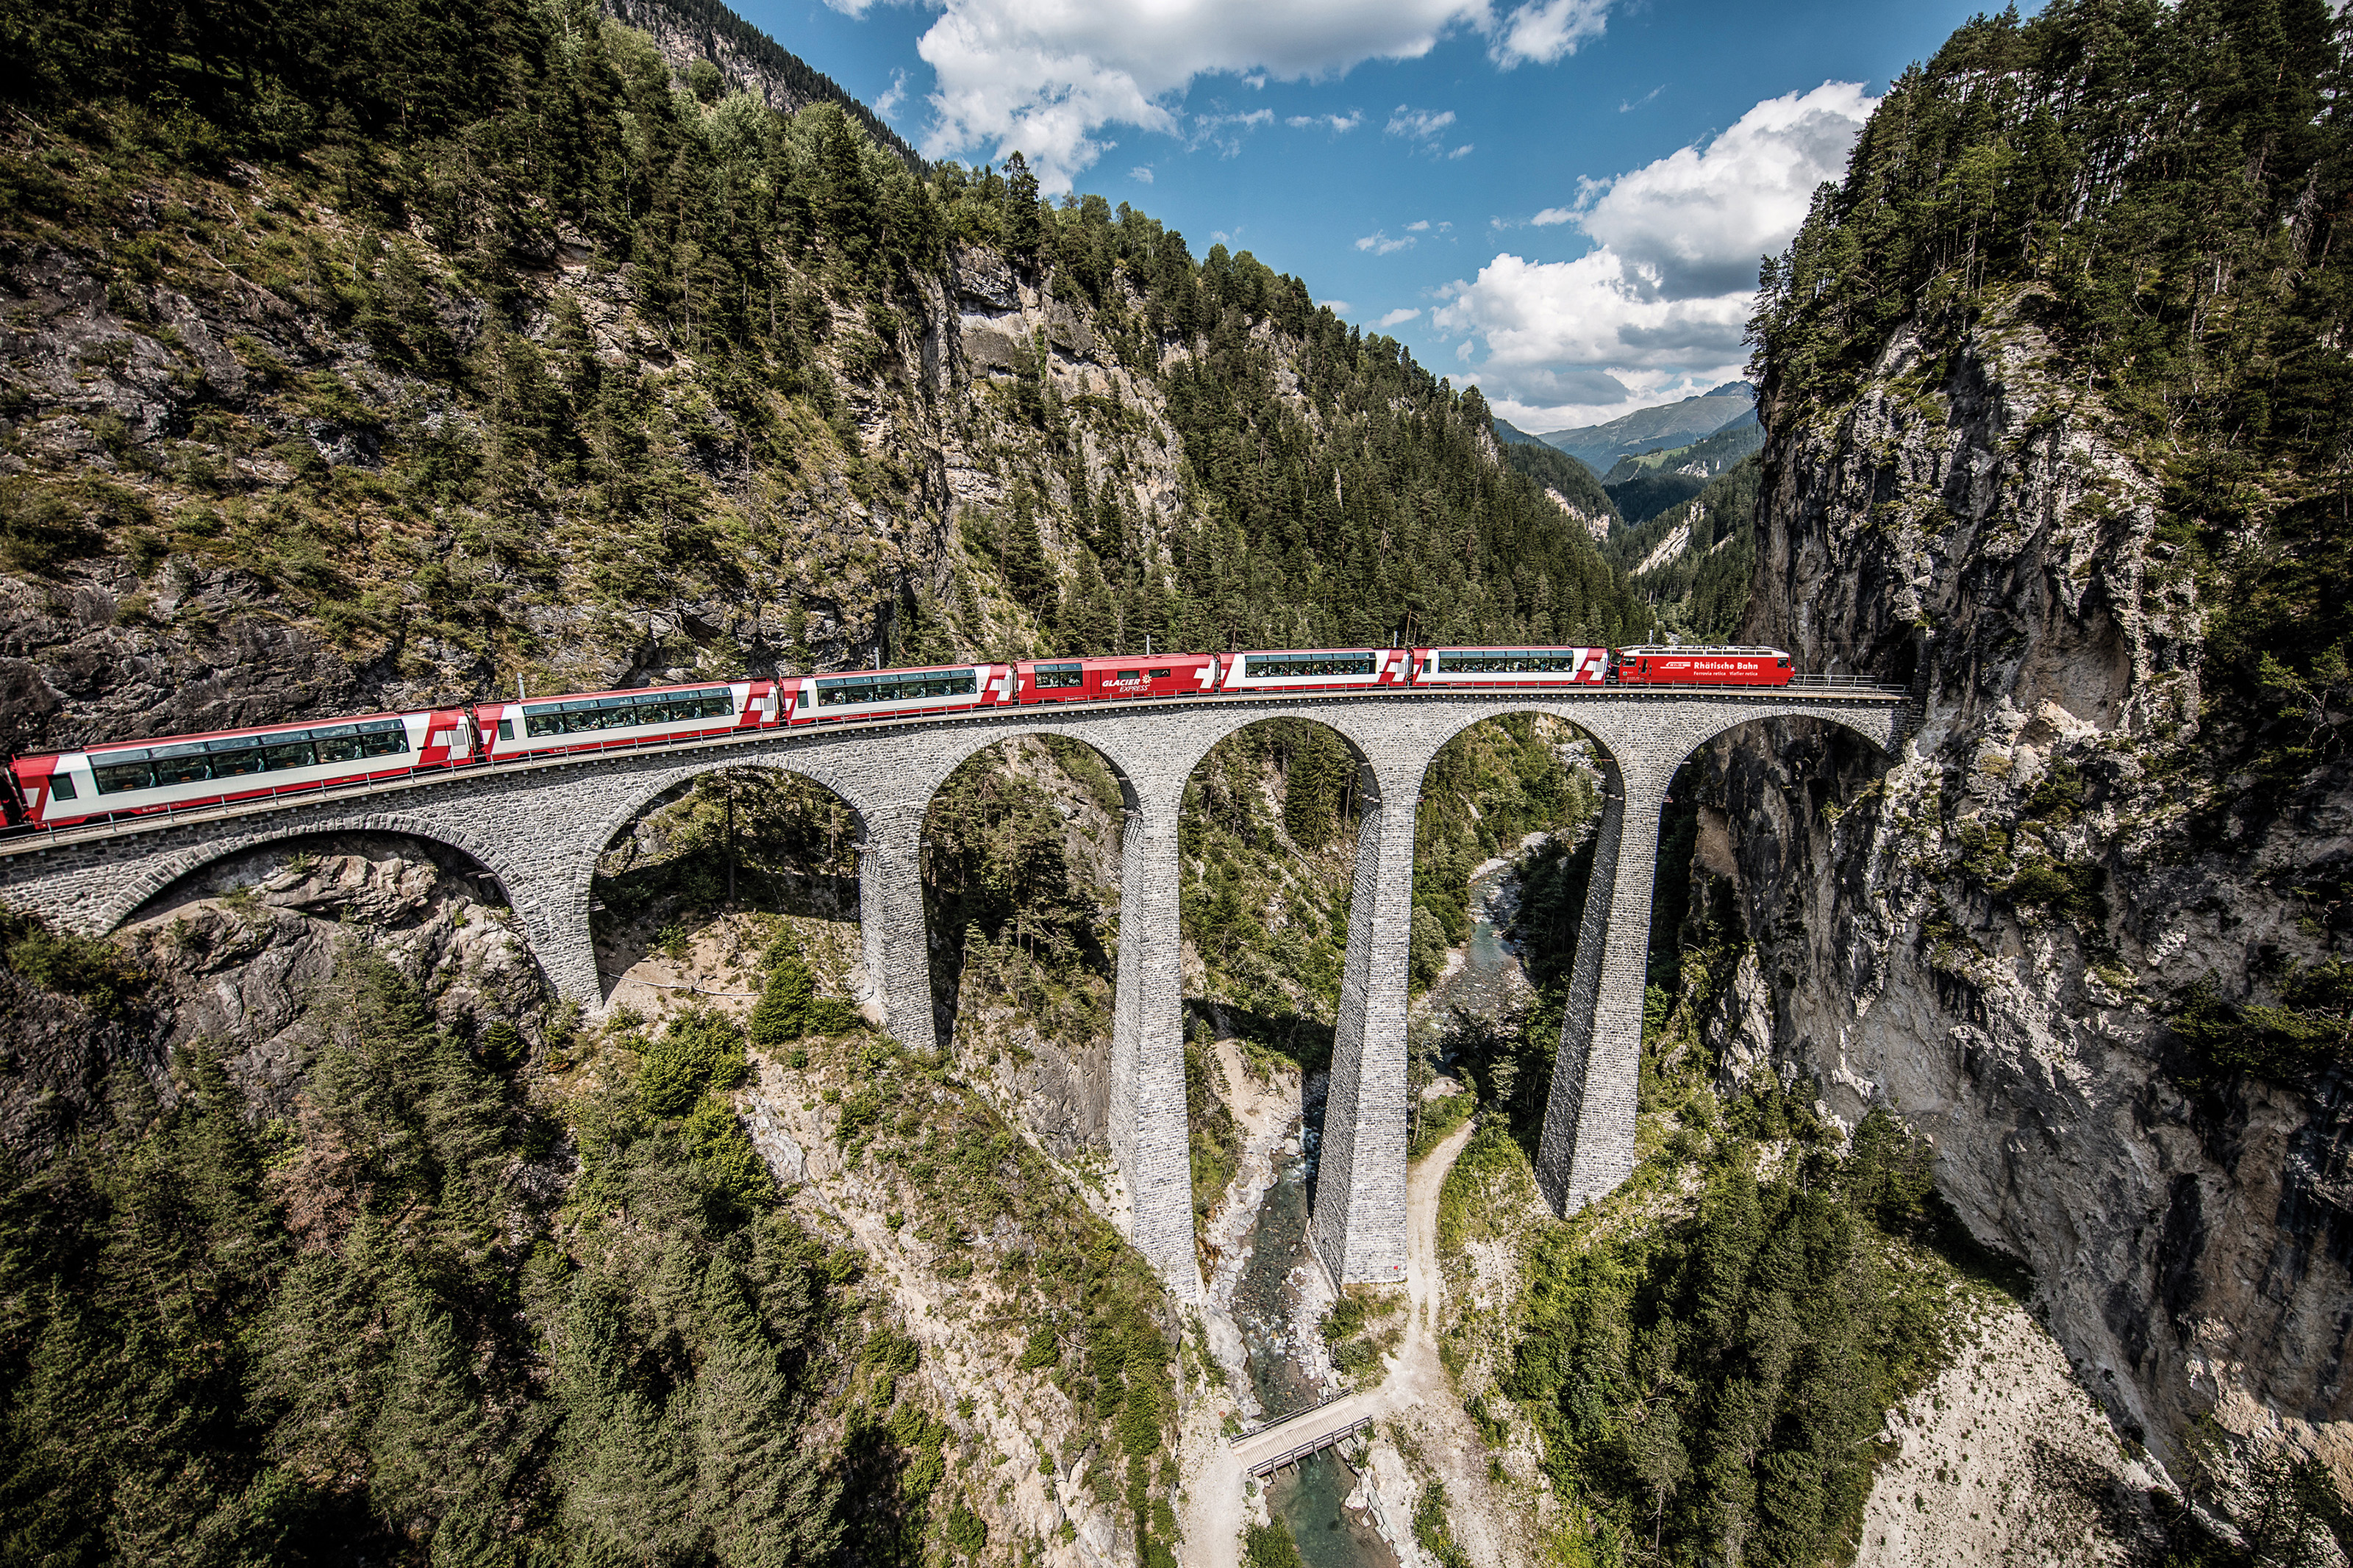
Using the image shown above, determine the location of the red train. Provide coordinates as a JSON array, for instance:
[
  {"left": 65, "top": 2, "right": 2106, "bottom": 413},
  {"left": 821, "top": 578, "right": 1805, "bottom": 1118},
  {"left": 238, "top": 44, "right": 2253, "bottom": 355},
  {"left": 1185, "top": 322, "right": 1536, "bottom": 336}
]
[{"left": 1, "top": 644, "right": 1790, "bottom": 831}]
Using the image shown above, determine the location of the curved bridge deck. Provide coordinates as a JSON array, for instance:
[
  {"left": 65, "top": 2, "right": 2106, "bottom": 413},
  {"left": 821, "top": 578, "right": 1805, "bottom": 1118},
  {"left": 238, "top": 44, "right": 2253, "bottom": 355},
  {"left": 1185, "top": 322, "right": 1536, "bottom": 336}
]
[{"left": 0, "top": 680, "right": 1913, "bottom": 1301}]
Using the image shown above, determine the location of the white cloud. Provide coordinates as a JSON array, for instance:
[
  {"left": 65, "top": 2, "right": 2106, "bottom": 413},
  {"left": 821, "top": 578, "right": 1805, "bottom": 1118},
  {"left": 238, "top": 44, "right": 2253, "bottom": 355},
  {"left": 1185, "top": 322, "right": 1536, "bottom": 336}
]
[
  {"left": 1320, "top": 299, "right": 1352, "bottom": 314},
  {"left": 874, "top": 68, "right": 908, "bottom": 118},
  {"left": 1406, "top": 219, "right": 1431, "bottom": 232},
  {"left": 1129, "top": 164, "right": 1154, "bottom": 182},
  {"left": 1288, "top": 110, "right": 1365, "bottom": 132},
  {"left": 1434, "top": 81, "right": 1874, "bottom": 426},
  {"left": 1449, "top": 143, "right": 1474, "bottom": 158},
  {"left": 914, "top": 0, "right": 1616, "bottom": 190},
  {"left": 1619, "top": 84, "right": 1662, "bottom": 112},
  {"left": 1190, "top": 107, "right": 1273, "bottom": 155},
  {"left": 1579, "top": 79, "right": 1874, "bottom": 296},
  {"left": 1386, "top": 106, "right": 1457, "bottom": 140},
  {"left": 1357, "top": 230, "right": 1416, "bottom": 255},
  {"left": 1379, "top": 307, "right": 1421, "bottom": 327},
  {"left": 1490, "top": 0, "right": 1609, "bottom": 65}
]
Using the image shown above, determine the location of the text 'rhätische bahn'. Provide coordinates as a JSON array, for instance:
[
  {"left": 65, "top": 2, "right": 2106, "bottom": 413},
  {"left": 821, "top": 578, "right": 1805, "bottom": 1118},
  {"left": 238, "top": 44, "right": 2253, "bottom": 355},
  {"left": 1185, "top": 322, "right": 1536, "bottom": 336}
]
[{"left": 3, "top": 645, "right": 1795, "bottom": 831}]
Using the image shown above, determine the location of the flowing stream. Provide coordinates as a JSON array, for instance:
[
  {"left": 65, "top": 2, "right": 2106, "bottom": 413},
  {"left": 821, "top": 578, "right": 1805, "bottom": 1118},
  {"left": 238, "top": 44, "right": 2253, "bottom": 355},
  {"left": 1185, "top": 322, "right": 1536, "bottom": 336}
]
[{"left": 1235, "top": 848, "right": 1532, "bottom": 1564}]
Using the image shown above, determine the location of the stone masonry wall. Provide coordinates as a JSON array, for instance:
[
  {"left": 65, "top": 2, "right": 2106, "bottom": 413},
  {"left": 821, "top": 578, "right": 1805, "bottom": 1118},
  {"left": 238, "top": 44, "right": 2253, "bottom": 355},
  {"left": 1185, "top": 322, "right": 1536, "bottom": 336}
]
[{"left": 0, "top": 692, "right": 1905, "bottom": 1292}]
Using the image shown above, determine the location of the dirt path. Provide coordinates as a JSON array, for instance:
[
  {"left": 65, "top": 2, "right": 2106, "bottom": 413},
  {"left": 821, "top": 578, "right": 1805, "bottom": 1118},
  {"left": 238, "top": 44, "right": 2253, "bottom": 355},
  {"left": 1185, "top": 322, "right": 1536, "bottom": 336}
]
[
  {"left": 1358, "top": 1117, "right": 1518, "bottom": 1567},
  {"left": 1182, "top": 1116, "right": 1499, "bottom": 1568}
]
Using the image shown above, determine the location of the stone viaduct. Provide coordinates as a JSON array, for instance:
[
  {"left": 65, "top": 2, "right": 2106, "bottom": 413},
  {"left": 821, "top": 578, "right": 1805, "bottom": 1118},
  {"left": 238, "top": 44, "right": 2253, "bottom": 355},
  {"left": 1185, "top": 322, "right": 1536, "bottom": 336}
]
[{"left": 0, "top": 689, "right": 1907, "bottom": 1299}]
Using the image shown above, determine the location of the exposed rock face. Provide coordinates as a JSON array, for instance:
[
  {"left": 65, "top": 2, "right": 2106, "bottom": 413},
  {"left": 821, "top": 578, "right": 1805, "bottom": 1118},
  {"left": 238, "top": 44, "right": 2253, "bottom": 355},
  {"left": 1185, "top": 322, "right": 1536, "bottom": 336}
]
[
  {"left": 1704, "top": 310, "right": 2353, "bottom": 1489},
  {"left": 0, "top": 834, "right": 543, "bottom": 1147}
]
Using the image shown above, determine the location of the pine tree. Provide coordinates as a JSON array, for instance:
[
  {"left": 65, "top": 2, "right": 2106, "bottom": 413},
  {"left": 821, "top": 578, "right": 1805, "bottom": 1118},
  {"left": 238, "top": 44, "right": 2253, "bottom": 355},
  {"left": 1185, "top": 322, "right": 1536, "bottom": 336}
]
[{"left": 749, "top": 958, "right": 814, "bottom": 1050}]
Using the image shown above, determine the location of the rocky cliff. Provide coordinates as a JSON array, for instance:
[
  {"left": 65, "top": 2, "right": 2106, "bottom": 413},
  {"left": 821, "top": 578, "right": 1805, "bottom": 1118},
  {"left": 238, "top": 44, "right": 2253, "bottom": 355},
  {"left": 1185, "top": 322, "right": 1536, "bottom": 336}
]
[{"left": 1702, "top": 298, "right": 2353, "bottom": 1507}]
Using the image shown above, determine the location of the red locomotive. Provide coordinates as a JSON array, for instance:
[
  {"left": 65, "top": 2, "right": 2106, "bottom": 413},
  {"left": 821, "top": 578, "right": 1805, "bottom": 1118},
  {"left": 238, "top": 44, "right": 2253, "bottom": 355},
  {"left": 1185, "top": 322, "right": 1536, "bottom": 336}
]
[
  {"left": 2, "top": 642, "right": 1796, "bottom": 831},
  {"left": 1607, "top": 646, "right": 1792, "bottom": 687}
]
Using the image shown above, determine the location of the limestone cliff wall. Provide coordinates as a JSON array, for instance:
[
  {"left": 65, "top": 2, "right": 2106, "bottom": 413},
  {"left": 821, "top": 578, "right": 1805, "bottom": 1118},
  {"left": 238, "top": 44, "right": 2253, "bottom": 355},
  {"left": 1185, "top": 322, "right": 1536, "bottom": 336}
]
[{"left": 1703, "top": 306, "right": 2353, "bottom": 1490}]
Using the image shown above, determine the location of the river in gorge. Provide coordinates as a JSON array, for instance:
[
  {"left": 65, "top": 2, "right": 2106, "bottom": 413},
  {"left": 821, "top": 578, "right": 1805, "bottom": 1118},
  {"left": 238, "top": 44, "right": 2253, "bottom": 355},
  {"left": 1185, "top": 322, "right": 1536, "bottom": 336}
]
[{"left": 1230, "top": 845, "right": 1535, "bottom": 1564}]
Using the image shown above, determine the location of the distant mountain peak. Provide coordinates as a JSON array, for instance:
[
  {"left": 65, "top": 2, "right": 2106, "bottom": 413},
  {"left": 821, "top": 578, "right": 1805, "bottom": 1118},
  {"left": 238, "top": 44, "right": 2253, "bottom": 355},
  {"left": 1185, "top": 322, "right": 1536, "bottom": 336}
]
[{"left": 1535, "top": 385, "right": 1760, "bottom": 476}]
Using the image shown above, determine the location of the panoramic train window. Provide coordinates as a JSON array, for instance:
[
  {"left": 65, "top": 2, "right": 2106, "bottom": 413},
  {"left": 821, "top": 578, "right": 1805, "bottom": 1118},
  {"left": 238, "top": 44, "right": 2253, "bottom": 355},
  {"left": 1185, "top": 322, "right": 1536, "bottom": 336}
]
[
  {"left": 1034, "top": 663, "right": 1083, "bottom": 689},
  {"left": 48, "top": 773, "right": 76, "bottom": 800},
  {"left": 521, "top": 689, "right": 732, "bottom": 735},
  {"left": 150, "top": 744, "right": 213, "bottom": 786},
  {"left": 93, "top": 759, "right": 157, "bottom": 794},
  {"left": 315, "top": 727, "right": 368, "bottom": 762},
  {"left": 93, "top": 759, "right": 154, "bottom": 794},
  {"left": 814, "top": 672, "right": 977, "bottom": 706},
  {"left": 79, "top": 720, "right": 411, "bottom": 793},
  {"left": 357, "top": 722, "right": 410, "bottom": 758},
  {"left": 1243, "top": 654, "right": 1376, "bottom": 678},
  {"left": 1435, "top": 650, "right": 1578, "bottom": 674}
]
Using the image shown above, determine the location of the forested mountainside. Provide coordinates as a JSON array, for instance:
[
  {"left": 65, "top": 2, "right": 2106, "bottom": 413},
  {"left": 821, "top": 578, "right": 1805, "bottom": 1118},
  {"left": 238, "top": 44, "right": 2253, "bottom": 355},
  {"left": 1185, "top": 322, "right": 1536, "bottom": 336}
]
[
  {"left": 1500, "top": 440, "right": 1619, "bottom": 543},
  {"left": 0, "top": 0, "right": 1643, "bottom": 756},
  {"left": 1604, "top": 452, "right": 1759, "bottom": 642},
  {"left": 596, "top": 0, "right": 924, "bottom": 165},
  {"left": 1686, "top": 0, "right": 2353, "bottom": 1541}
]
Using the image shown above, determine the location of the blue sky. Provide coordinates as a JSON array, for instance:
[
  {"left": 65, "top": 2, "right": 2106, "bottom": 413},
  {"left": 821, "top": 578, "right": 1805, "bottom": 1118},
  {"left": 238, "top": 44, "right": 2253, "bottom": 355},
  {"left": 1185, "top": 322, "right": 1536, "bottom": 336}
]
[{"left": 734, "top": 0, "right": 1993, "bottom": 431}]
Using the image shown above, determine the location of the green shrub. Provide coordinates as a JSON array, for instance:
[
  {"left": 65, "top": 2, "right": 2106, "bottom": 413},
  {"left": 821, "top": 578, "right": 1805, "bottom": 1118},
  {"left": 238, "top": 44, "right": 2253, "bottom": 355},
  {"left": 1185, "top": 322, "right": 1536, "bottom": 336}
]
[
  {"left": 809, "top": 997, "right": 866, "bottom": 1035},
  {"left": 635, "top": 1008, "right": 749, "bottom": 1115},
  {"left": 1243, "top": 1521, "right": 1304, "bottom": 1568},
  {"left": 748, "top": 958, "right": 813, "bottom": 1049},
  {"left": 0, "top": 908, "right": 146, "bottom": 1017},
  {"left": 0, "top": 480, "right": 100, "bottom": 573},
  {"left": 479, "top": 1020, "right": 525, "bottom": 1070},
  {"left": 2170, "top": 962, "right": 2353, "bottom": 1084},
  {"left": 944, "top": 1503, "right": 986, "bottom": 1556}
]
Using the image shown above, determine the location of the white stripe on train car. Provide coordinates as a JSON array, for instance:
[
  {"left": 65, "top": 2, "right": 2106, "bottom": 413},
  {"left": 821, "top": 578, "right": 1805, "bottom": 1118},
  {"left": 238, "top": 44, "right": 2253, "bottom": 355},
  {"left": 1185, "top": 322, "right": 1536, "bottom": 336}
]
[{"left": 46, "top": 712, "right": 438, "bottom": 821}]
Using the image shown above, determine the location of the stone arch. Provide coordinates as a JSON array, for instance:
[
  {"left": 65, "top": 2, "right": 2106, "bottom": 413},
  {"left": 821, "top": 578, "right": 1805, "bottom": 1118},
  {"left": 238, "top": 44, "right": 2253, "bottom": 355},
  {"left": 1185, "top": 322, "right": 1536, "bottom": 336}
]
[
  {"left": 96, "top": 812, "right": 524, "bottom": 937},
  {"left": 892, "top": 715, "right": 1205, "bottom": 1295},
  {"left": 1509, "top": 695, "right": 1908, "bottom": 1217},
  {"left": 1170, "top": 709, "right": 1378, "bottom": 1041},
  {"left": 1674, "top": 701, "right": 1902, "bottom": 767},
  {"left": 888, "top": 714, "right": 1159, "bottom": 824},
  {"left": 915, "top": 727, "right": 1149, "bottom": 1153},
  {"left": 571, "top": 752, "right": 875, "bottom": 1009}
]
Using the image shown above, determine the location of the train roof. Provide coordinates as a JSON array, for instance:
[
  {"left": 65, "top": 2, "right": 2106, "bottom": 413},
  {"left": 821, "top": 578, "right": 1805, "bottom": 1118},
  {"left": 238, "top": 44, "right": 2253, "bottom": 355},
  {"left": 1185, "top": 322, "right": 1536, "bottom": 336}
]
[
  {"left": 1615, "top": 645, "right": 1789, "bottom": 657},
  {"left": 1227, "top": 645, "right": 1386, "bottom": 656},
  {"left": 1017, "top": 653, "right": 1213, "bottom": 666},
  {"left": 490, "top": 676, "right": 766, "bottom": 706}
]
